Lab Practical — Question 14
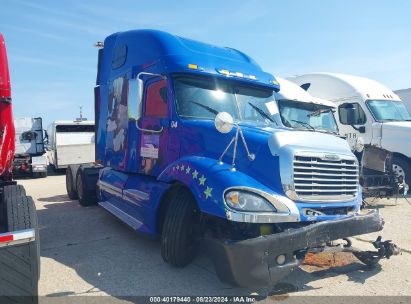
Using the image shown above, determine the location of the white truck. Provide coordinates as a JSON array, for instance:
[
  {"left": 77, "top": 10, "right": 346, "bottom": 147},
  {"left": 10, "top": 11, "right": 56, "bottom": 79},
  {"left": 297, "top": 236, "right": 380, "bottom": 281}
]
[
  {"left": 13, "top": 117, "right": 47, "bottom": 178},
  {"left": 275, "top": 77, "right": 407, "bottom": 197},
  {"left": 47, "top": 120, "right": 95, "bottom": 170},
  {"left": 287, "top": 73, "right": 411, "bottom": 189}
]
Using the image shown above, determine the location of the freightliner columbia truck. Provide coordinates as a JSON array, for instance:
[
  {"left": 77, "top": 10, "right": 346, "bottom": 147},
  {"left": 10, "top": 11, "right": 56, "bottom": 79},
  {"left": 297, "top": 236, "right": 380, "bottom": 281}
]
[
  {"left": 0, "top": 33, "right": 40, "bottom": 302},
  {"left": 67, "top": 30, "right": 397, "bottom": 287}
]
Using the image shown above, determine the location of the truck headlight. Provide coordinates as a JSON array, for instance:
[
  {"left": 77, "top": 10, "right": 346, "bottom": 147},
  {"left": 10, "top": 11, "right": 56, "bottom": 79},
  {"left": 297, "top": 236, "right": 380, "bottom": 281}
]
[{"left": 225, "top": 190, "right": 277, "bottom": 212}]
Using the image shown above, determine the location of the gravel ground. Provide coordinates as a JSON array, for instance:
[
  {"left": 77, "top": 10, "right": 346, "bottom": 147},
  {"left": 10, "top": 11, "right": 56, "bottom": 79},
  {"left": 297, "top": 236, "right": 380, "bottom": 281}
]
[{"left": 16, "top": 172, "right": 411, "bottom": 301}]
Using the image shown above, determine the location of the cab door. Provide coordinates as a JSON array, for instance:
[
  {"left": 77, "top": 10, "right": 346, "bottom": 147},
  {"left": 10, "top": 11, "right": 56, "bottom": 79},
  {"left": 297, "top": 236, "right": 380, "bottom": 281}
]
[
  {"left": 337, "top": 102, "right": 371, "bottom": 149},
  {"left": 137, "top": 78, "right": 169, "bottom": 176}
]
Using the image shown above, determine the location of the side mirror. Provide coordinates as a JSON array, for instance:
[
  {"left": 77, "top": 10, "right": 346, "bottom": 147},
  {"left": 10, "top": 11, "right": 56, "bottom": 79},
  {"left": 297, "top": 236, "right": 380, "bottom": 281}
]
[
  {"left": 128, "top": 78, "right": 144, "bottom": 120},
  {"left": 215, "top": 112, "right": 234, "bottom": 134},
  {"left": 43, "top": 130, "right": 49, "bottom": 145}
]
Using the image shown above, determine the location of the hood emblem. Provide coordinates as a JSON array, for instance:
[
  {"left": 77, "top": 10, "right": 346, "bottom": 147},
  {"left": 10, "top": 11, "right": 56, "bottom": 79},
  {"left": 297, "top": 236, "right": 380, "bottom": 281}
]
[{"left": 322, "top": 154, "right": 340, "bottom": 161}]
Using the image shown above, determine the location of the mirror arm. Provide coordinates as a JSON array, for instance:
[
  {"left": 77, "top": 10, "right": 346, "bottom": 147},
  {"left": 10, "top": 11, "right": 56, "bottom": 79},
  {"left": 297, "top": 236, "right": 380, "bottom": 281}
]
[
  {"left": 135, "top": 72, "right": 167, "bottom": 80},
  {"left": 351, "top": 124, "right": 365, "bottom": 133}
]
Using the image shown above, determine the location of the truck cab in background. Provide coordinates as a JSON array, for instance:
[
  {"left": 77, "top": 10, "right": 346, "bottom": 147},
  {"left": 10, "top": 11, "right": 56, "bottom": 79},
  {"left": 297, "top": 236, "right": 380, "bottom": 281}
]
[
  {"left": 288, "top": 73, "right": 411, "bottom": 191},
  {"left": 275, "top": 77, "right": 406, "bottom": 197},
  {"left": 13, "top": 117, "right": 47, "bottom": 178},
  {"left": 69, "top": 30, "right": 396, "bottom": 287}
]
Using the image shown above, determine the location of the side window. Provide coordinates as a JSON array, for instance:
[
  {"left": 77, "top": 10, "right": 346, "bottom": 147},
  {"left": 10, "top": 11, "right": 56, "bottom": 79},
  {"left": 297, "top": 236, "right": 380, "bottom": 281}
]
[
  {"left": 339, "top": 102, "right": 366, "bottom": 125},
  {"left": 145, "top": 80, "right": 168, "bottom": 118},
  {"left": 112, "top": 44, "right": 127, "bottom": 69}
]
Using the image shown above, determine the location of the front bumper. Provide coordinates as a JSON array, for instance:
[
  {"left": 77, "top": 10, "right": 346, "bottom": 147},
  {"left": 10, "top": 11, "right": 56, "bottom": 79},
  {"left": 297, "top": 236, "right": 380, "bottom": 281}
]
[{"left": 206, "top": 210, "right": 383, "bottom": 287}]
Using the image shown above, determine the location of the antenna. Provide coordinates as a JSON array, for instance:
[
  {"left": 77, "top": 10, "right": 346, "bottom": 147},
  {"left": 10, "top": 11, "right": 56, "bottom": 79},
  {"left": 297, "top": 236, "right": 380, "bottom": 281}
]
[{"left": 75, "top": 106, "right": 87, "bottom": 121}]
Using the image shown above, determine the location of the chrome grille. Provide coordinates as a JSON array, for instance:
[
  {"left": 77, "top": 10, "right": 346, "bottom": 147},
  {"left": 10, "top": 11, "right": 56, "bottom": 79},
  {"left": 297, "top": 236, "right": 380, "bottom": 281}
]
[{"left": 293, "top": 155, "right": 359, "bottom": 201}]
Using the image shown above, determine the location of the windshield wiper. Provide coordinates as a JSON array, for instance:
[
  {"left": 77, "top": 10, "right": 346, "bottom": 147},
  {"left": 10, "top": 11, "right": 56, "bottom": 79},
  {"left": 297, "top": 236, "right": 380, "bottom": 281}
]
[
  {"left": 290, "top": 119, "right": 315, "bottom": 131},
  {"left": 189, "top": 101, "right": 219, "bottom": 115},
  {"left": 307, "top": 108, "right": 334, "bottom": 117},
  {"left": 248, "top": 102, "right": 277, "bottom": 125}
]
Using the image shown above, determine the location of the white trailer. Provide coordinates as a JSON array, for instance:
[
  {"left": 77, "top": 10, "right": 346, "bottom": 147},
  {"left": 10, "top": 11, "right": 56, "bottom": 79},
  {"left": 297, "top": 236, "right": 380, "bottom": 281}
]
[
  {"left": 288, "top": 73, "right": 411, "bottom": 187},
  {"left": 47, "top": 120, "right": 95, "bottom": 170}
]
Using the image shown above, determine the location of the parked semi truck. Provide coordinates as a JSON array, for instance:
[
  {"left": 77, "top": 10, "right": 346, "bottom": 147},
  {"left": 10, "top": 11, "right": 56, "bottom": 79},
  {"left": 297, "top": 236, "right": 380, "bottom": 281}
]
[
  {"left": 13, "top": 117, "right": 47, "bottom": 178},
  {"left": 0, "top": 33, "right": 40, "bottom": 302},
  {"left": 67, "top": 30, "right": 397, "bottom": 287},
  {"left": 275, "top": 77, "right": 407, "bottom": 198},
  {"left": 47, "top": 120, "right": 95, "bottom": 170},
  {"left": 394, "top": 88, "right": 411, "bottom": 114},
  {"left": 288, "top": 73, "right": 411, "bottom": 190}
]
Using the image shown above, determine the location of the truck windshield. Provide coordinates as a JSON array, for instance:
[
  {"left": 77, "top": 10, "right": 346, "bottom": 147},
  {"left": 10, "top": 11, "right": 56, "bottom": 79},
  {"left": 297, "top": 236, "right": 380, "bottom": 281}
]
[
  {"left": 277, "top": 99, "right": 338, "bottom": 133},
  {"left": 173, "top": 75, "right": 280, "bottom": 125},
  {"left": 367, "top": 100, "right": 411, "bottom": 121}
]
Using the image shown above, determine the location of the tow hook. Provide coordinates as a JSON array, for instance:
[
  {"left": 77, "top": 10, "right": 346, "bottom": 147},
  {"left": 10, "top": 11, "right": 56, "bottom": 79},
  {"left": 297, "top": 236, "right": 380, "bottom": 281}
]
[
  {"left": 307, "top": 236, "right": 400, "bottom": 267},
  {"left": 352, "top": 236, "right": 400, "bottom": 267}
]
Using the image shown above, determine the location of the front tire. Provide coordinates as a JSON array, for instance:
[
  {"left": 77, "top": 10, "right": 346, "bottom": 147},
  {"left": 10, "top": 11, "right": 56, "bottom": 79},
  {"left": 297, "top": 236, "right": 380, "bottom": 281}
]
[{"left": 161, "top": 188, "right": 200, "bottom": 267}]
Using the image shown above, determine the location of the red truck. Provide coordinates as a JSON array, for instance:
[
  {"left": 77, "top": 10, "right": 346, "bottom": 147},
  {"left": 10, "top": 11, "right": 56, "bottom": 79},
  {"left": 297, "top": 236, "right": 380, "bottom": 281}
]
[{"left": 0, "top": 33, "right": 40, "bottom": 303}]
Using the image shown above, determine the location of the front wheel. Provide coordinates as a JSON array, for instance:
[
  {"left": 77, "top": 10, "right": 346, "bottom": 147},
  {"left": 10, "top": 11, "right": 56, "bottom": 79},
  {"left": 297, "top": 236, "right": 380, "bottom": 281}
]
[
  {"left": 392, "top": 156, "right": 411, "bottom": 189},
  {"left": 161, "top": 188, "right": 201, "bottom": 267}
]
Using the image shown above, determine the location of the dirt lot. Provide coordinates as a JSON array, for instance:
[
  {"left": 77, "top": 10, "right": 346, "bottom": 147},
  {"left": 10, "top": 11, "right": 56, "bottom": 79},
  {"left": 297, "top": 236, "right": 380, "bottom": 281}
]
[{"left": 17, "top": 172, "right": 411, "bottom": 300}]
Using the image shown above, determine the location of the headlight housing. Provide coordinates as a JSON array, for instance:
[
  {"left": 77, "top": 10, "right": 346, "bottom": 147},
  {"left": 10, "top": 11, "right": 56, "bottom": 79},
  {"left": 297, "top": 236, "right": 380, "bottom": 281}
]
[{"left": 225, "top": 190, "right": 277, "bottom": 212}]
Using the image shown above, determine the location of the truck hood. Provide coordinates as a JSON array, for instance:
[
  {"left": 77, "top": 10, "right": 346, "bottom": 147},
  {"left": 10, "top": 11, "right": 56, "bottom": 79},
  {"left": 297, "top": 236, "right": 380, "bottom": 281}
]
[
  {"left": 380, "top": 121, "right": 411, "bottom": 158},
  {"left": 267, "top": 129, "right": 353, "bottom": 157},
  {"left": 178, "top": 120, "right": 355, "bottom": 194},
  {"left": 382, "top": 121, "right": 411, "bottom": 132}
]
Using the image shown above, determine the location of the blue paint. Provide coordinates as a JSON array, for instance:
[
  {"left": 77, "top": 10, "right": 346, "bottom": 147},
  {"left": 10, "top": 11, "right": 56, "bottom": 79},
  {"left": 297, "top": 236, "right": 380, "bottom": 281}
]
[{"left": 95, "top": 29, "right": 361, "bottom": 236}]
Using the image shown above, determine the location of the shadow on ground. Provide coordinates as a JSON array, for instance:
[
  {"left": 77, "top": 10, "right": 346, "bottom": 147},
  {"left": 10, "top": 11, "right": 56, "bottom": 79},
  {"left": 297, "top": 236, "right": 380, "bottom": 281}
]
[{"left": 36, "top": 194, "right": 383, "bottom": 301}]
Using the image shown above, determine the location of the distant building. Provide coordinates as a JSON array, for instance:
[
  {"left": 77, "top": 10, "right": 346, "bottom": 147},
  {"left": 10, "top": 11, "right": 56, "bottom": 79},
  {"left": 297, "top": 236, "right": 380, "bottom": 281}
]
[{"left": 394, "top": 88, "right": 411, "bottom": 113}]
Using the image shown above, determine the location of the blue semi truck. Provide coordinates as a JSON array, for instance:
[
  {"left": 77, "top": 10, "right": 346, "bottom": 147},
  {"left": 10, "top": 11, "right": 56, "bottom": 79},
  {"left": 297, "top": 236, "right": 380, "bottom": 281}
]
[{"left": 66, "top": 30, "right": 397, "bottom": 287}]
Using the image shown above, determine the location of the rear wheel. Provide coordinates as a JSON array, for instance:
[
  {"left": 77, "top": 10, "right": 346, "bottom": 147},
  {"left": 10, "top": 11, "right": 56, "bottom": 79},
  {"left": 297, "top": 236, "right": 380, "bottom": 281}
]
[
  {"left": 3, "top": 184, "right": 26, "bottom": 199},
  {"left": 0, "top": 188, "right": 39, "bottom": 303},
  {"left": 66, "top": 165, "right": 78, "bottom": 200},
  {"left": 76, "top": 169, "right": 97, "bottom": 206},
  {"left": 161, "top": 188, "right": 201, "bottom": 267}
]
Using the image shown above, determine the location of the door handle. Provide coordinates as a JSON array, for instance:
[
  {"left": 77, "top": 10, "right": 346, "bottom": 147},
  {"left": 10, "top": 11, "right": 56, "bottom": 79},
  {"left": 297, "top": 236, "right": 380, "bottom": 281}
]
[{"left": 136, "top": 124, "right": 164, "bottom": 133}]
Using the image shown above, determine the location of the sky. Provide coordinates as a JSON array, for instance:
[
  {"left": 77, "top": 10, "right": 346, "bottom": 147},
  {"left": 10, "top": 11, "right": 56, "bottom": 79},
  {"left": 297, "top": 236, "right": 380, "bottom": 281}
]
[{"left": 1, "top": 0, "right": 411, "bottom": 126}]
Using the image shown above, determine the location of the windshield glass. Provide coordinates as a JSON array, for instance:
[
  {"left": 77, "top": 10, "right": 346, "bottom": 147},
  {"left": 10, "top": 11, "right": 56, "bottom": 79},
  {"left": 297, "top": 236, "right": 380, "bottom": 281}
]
[
  {"left": 277, "top": 99, "right": 338, "bottom": 133},
  {"left": 173, "top": 75, "right": 281, "bottom": 125},
  {"left": 367, "top": 99, "right": 411, "bottom": 121}
]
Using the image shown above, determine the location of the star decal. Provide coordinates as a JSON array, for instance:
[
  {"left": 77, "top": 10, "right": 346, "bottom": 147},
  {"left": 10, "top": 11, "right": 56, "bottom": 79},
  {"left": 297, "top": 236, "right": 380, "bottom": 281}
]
[
  {"left": 199, "top": 175, "right": 206, "bottom": 186},
  {"left": 185, "top": 166, "right": 191, "bottom": 174},
  {"left": 176, "top": 165, "right": 180, "bottom": 171},
  {"left": 180, "top": 164, "right": 185, "bottom": 171},
  {"left": 204, "top": 186, "right": 213, "bottom": 199},
  {"left": 192, "top": 170, "right": 199, "bottom": 179}
]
